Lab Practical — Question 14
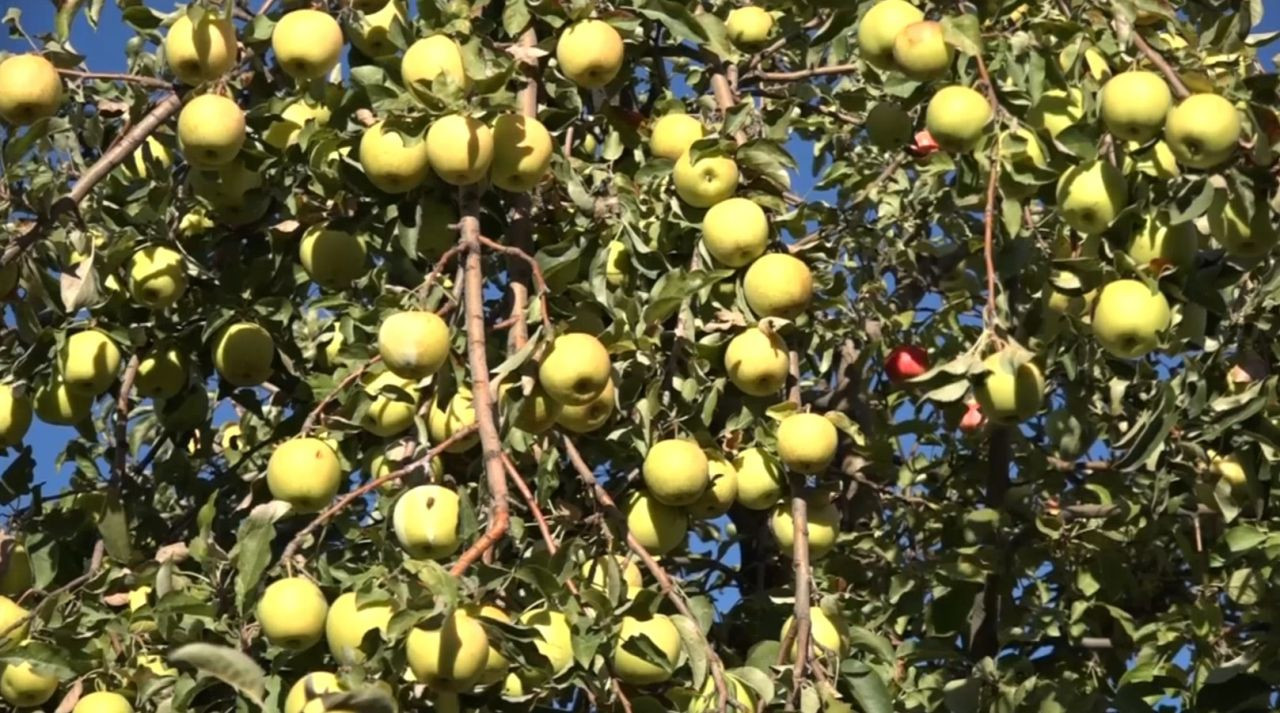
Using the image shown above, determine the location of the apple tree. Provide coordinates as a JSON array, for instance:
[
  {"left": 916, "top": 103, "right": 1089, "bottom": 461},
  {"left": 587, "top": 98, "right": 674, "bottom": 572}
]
[{"left": 0, "top": 0, "right": 1278, "bottom": 711}]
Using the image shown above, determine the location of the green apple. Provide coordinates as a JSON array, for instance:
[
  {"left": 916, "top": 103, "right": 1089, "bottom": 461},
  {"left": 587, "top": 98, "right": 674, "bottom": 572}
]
[
  {"left": 0, "top": 54, "right": 61, "bottom": 125},
  {"left": 258, "top": 577, "right": 328, "bottom": 650},
  {"left": 299, "top": 229, "right": 368, "bottom": 290},
  {"left": 326, "top": 591, "right": 393, "bottom": 664},
  {"left": 689, "top": 453, "right": 738, "bottom": 519},
  {"left": 272, "top": 9, "right": 344, "bottom": 80},
  {"left": 378, "top": 310, "right": 450, "bottom": 379},
  {"left": 892, "top": 21, "right": 952, "bottom": 80},
  {"left": 857, "top": 0, "right": 924, "bottom": 70},
  {"left": 724, "top": 326, "right": 789, "bottom": 396},
  {"left": 426, "top": 114, "right": 493, "bottom": 186},
  {"left": 1027, "top": 88, "right": 1083, "bottom": 139},
  {"left": 348, "top": 0, "right": 406, "bottom": 58},
  {"left": 1091, "top": 279, "right": 1171, "bottom": 358},
  {"left": 402, "top": 35, "right": 470, "bottom": 98},
  {"left": 263, "top": 100, "right": 331, "bottom": 150},
  {"left": 177, "top": 94, "right": 245, "bottom": 168},
  {"left": 163, "top": 14, "right": 237, "bottom": 85},
  {"left": 1100, "top": 71, "right": 1172, "bottom": 142},
  {"left": 1164, "top": 93, "right": 1241, "bottom": 169},
  {"left": 519, "top": 608, "right": 573, "bottom": 676},
  {"left": 604, "top": 239, "right": 631, "bottom": 287},
  {"left": 360, "top": 121, "right": 431, "bottom": 194},
  {"left": 865, "top": 102, "right": 912, "bottom": 149},
  {"left": 212, "top": 322, "right": 274, "bottom": 387},
  {"left": 0, "top": 385, "right": 32, "bottom": 447},
  {"left": 611, "top": 614, "right": 681, "bottom": 684},
  {"left": 974, "top": 351, "right": 1044, "bottom": 423},
  {"left": 267, "top": 438, "right": 341, "bottom": 513},
  {"left": 782, "top": 607, "right": 846, "bottom": 661},
  {"left": 743, "top": 253, "right": 813, "bottom": 319},
  {"left": 1055, "top": 161, "right": 1128, "bottom": 235},
  {"left": 650, "top": 113, "right": 704, "bottom": 161},
  {"left": 673, "top": 151, "right": 739, "bottom": 208},
  {"left": 72, "top": 691, "right": 133, "bottom": 713},
  {"left": 643, "top": 439, "right": 709, "bottom": 506},
  {"left": 734, "top": 447, "right": 784, "bottom": 510},
  {"left": 503, "top": 382, "right": 563, "bottom": 434},
  {"left": 624, "top": 491, "right": 688, "bottom": 555},
  {"left": 1210, "top": 451, "right": 1249, "bottom": 491},
  {"left": 777, "top": 412, "right": 838, "bottom": 474},
  {"left": 580, "top": 555, "right": 643, "bottom": 595},
  {"left": 60, "top": 329, "right": 121, "bottom": 396},
  {"left": 725, "top": 7, "right": 774, "bottom": 48},
  {"left": 0, "top": 597, "right": 28, "bottom": 648},
  {"left": 0, "top": 543, "right": 32, "bottom": 596},
  {"left": 135, "top": 347, "right": 187, "bottom": 399},
  {"left": 556, "top": 20, "right": 625, "bottom": 89},
  {"left": 1207, "top": 190, "right": 1277, "bottom": 259},
  {"left": 406, "top": 610, "right": 490, "bottom": 690},
  {"left": 771, "top": 496, "right": 840, "bottom": 559},
  {"left": 284, "top": 672, "right": 343, "bottom": 713},
  {"left": 393, "top": 485, "right": 460, "bottom": 559},
  {"left": 128, "top": 245, "right": 187, "bottom": 309},
  {"left": 33, "top": 377, "right": 92, "bottom": 426},
  {"left": 539, "top": 333, "right": 611, "bottom": 406},
  {"left": 0, "top": 659, "right": 57, "bottom": 707},
  {"left": 361, "top": 371, "right": 420, "bottom": 437},
  {"left": 463, "top": 604, "right": 512, "bottom": 684},
  {"left": 1126, "top": 214, "right": 1196, "bottom": 272},
  {"left": 427, "top": 387, "right": 477, "bottom": 451},
  {"left": 703, "top": 197, "right": 769, "bottom": 267},
  {"left": 491, "top": 114, "right": 553, "bottom": 192},
  {"left": 555, "top": 378, "right": 615, "bottom": 433},
  {"left": 925, "top": 85, "right": 991, "bottom": 152}
]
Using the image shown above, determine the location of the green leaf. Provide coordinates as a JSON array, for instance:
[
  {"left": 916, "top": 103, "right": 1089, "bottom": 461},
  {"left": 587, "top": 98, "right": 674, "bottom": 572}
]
[
  {"left": 733, "top": 666, "right": 775, "bottom": 706},
  {"left": 97, "top": 488, "right": 132, "bottom": 562},
  {"left": 231, "top": 501, "right": 287, "bottom": 612},
  {"left": 737, "top": 139, "right": 796, "bottom": 190},
  {"left": 169, "top": 644, "right": 265, "bottom": 706},
  {"left": 670, "top": 614, "right": 707, "bottom": 689},
  {"left": 842, "top": 661, "right": 893, "bottom": 713},
  {"left": 1223, "top": 524, "right": 1266, "bottom": 552},
  {"left": 941, "top": 15, "right": 982, "bottom": 56},
  {"left": 502, "top": 0, "right": 530, "bottom": 36}
]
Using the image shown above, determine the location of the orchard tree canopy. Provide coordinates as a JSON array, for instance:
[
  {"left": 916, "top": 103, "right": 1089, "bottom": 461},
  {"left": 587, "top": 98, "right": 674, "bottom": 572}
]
[{"left": 0, "top": 0, "right": 1279, "bottom": 711}]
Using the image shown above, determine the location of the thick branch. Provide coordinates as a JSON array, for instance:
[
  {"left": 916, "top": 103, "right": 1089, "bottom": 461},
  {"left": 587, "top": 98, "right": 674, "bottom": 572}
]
[
  {"left": 786, "top": 475, "right": 812, "bottom": 709},
  {"left": 981, "top": 143, "right": 1002, "bottom": 325},
  {"left": 1131, "top": 32, "right": 1191, "bottom": 99}
]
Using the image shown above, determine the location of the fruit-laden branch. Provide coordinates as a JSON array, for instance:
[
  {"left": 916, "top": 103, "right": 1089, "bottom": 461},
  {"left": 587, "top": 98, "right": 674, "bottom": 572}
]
[
  {"left": 476, "top": 235, "right": 554, "bottom": 337},
  {"left": 110, "top": 355, "right": 140, "bottom": 489},
  {"left": 300, "top": 357, "right": 380, "bottom": 434},
  {"left": 560, "top": 435, "right": 732, "bottom": 713},
  {"left": 1130, "top": 32, "right": 1191, "bottom": 99},
  {"left": 969, "top": 427, "right": 1011, "bottom": 659},
  {"left": 277, "top": 423, "right": 479, "bottom": 567},
  {"left": 504, "top": 27, "right": 540, "bottom": 352},
  {"left": 56, "top": 68, "right": 173, "bottom": 90},
  {"left": 0, "top": 540, "right": 104, "bottom": 641},
  {"left": 448, "top": 191, "right": 511, "bottom": 577},
  {"left": 1, "top": 93, "right": 181, "bottom": 268}
]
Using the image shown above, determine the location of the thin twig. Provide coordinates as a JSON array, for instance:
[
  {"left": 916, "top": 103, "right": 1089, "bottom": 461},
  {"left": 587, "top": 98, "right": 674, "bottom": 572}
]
[
  {"left": 57, "top": 68, "right": 173, "bottom": 90},
  {"left": 1131, "top": 32, "right": 1191, "bottom": 99},
  {"left": 300, "top": 357, "right": 379, "bottom": 434},
  {"left": 476, "top": 235, "right": 554, "bottom": 336},
  {"left": 981, "top": 143, "right": 1002, "bottom": 326},
  {"left": 745, "top": 64, "right": 860, "bottom": 82},
  {"left": 111, "top": 356, "right": 141, "bottom": 488},
  {"left": 500, "top": 452, "right": 558, "bottom": 558},
  {"left": 414, "top": 243, "right": 466, "bottom": 299}
]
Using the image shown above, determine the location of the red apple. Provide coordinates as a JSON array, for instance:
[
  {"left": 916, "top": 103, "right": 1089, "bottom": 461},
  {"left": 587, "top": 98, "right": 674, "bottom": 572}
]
[
  {"left": 959, "top": 400, "right": 985, "bottom": 433},
  {"left": 885, "top": 345, "right": 929, "bottom": 383}
]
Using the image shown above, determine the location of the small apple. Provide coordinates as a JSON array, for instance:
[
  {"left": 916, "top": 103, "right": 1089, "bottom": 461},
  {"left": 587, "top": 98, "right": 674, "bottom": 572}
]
[
  {"left": 925, "top": 86, "right": 991, "bottom": 152},
  {"left": 689, "top": 454, "right": 738, "bottom": 520},
  {"left": 0, "top": 543, "right": 31, "bottom": 598},
  {"left": 611, "top": 614, "right": 681, "bottom": 684},
  {"left": 393, "top": 485, "right": 460, "bottom": 559},
  {"left": 643, "top": 439, "right": 710, "bottom": 506},
  {"left": 1055, "top": 161, "right": 1128, "bottom": 235},
  {"left": 865, "top": 102, "right": 913, "bottom": 149},
  {"left": 857, "top": 0, "right": 924, "bottom": 70},
  {"left": 325, "top": 591, "right": 393, "bottom": 664},
  {"left": 725, "top": 7, "right": 774, "bottom": 48},
  {"left": 258, "top": 577, "right": 328, "bottom": 650},
  {"left": 734, "top": 447, "right": 784, "bottom": 510},
  {"left": 1100, "top": 71, "right": 1172, "bottom": 142},
  {"left": 1209, "top": 451, "right": 1249, "bottom": 491},
  {"left": 360, "top": 121, "right": 431, "bottom": 194},
  {"left": 362, "top": 371, "right": 420, "bottom": 437},
  {"left": 724, "top": 326, "right": 789, "bottom": 396},
  {"left": 892, "top": 21, "right": 952, "bottom": 80},
  {"left": 538, "top": 333, "right": 612, "bottom": 406},
  {"left": 272, "top": 9, "right": 344, "bottom": 80},
  {"left": 974, "top": 351, "right": 1044, "bottom": 423},
  {"left": 212, "top": 322, "right": 274, "bottom": 387},
  {"left": 402, "top": 35, "right": 470, "bottom": 99},
  {"left": 348, "top": 0, "right": 406, "bottom": 58},
  {"left": 263, "top": 100, "right": 331, "bottom": 150},
  {"left": 0, "top": 597, "right": 28, "bottom": 648},
  {"left": 491, "top": 114, "right": 553, "bottom": 192},
  {"left": 135, "top": 347, "right": 186, "bottom": 399},
  {"left": 556, "top": 20, "right": 625, "bottom": 89},
  {"left": 580, "top": 555, "right": 643, "bottom": 595},
  {"left": 426, "top": 114, "right": 493, "bottom": 186},
  {"left": 1091, "top": 279, "right": 1171, "bottom": 358},
  {"left": 777, "top": 412, "right": 838, "bottom": 474},
  {"left": 163, "top": 13, "right": 237, "bottom": 85},
  {"left": 743, "top": 253, "right": 813, "bottom": 319},
  {"left": 624, "top": 491, "right": 688, "bottom": 556},
  {"left": 128, "top": 245, "right": 187, "bottom": 309},
  {"left": 267, "top": 437, "right": 341, "bottom": 513},
  {"left": 673, "top": 151, "right": 739, "bottom": 208},
  {"left": 1164, "top": 93, "right": 1241, "bottom": 169},
  {"left": 177, "top": 94, "right": 245, "bottom": 168},
  {"left": 782, "top": 607, "right": 846, "bottom": 661},
  {"left": 703, "top": 197, "right": 769, "bottom": 267},
  {"left": 650, "top": 114, "right": 704, "bottom": 161},
  {"left": 604, "top": 240, "right": 631, "bottom": 287},
  {"left": 0, "top": 54, "right": 62, "bottom": 125},
  {"left": 885, "top": 345, "right": 928, "bottom": 383},
  {"left": 0, "top": 385, "right": 32, "bottom": 447},
  {"left": 1207, "top": 190, "right": 1277, "bottom": 259}
]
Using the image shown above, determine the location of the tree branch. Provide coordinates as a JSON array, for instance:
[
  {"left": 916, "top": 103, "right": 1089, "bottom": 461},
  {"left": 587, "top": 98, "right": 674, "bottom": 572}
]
[
  {"left": 301, "top": 357, "right": 379, "bottom": 434},
  {"left": 745, "top": 64, "right": 860, "bottom": 82},
  {"left": 504, "top": 27, "right": 540, "bottom": 352},
  {"left": 981, "top": 142, "right": 1002, "bottom": 326},
  {"left": 57, "top": 68, "right": 173, "bottom": 90},
  {"left": 476, "top": 235, "right": 553, "bottom": 337},
  {"left": 1131, "top": 32, "right": 1191, "bottom": 99},
  {"left": 111, "top": 355, "right": 140, "bottom": 489}
]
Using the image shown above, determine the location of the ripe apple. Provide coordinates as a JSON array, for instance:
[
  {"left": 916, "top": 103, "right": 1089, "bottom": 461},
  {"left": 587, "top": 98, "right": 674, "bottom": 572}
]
[
  {"left": 538, "top": 333, "right": 611, "bottom": 406},
  {"left": 426, "top": 114, "right": 493, "bottom": 186},
  {"left": 724, "top": 326, "right": 789, "bottom": 396},
  {"left": 393, "top": 485, "right": 460, "bottom": 559},
  {"left": 0, "top": 659, "right": 57, "bottom": 707},
  {"left": 360, "top": 121, "right": 431, "bottom": 193},
  {"left": 258, "top": 577, "right": 328, "bottom": 650},
  {"left": 519, "top": 608, "right": 573, "bottom": 676},
  {"left": 650, "top": 114, "right": 704, "bottom": 161},
  {"left": 177, "top": 94, "right": 245, "bottom": 168},
  {"left": 506, "top": 382, "right": 563, "bottom": 434},
  {"left": 267, "top": 437, "right": 341, "bottom": 513},
  {"left": 212, "top": 322, "right": 274, "bottom": 387},
  {"left": 1164, "top": 93, "right": 1241, "bottom": 169},
  {"left": 0, "top": 385, "right": 32, "bottom": 447},
  {"left": 272, "top": 10, "right": 344, "bottom": 80},
  {"left": 135, "top": 347, "right": 186, "bottom": 399},
  {"left": 771, "top": 496, "right": 840, "bottom": 559},
  {"left": 406, "top": 610, "right": 490, "bottom": 690},
  {"left": 782, "top": 607, "right": 845, "bottom": 661},
  {"left": 0, "top": 542, "right": 31, "bottom": 596},
  {"left": 163, "top": 13, "right": 237, "bottom": 85},
  {"left": 1027, "top": 88, "right": 1083, "bottom": 139},
  {"left": 1210, "top": 451, "right": 1249, "bottom": 491},
  {"left": 60, "top": 329, "right": 121, "bottom": 396},
  {"left": 743, "top": 253, "right": 813, "bottom": 319},
  {"left": 378, "top": 311, "right": 450, "bottom": 380},
  {"left": 124, "top": 135, "right": 172, "bottom": 179},
  {"left": 362, "top": 371, "right": 420, "bottom": 437},
  {"left": 462, "top": 604, "right": 512, "bottom": 684},
  {"left": 299, "top": 229, "right": 368, "bottom": 290},
  {"left": 491, "top": 114, "right": 553, "bottom": 192},
  {"left": 893, "top": 21, "right": 952, "bottom": 80},
  {"left": 402, "top": 35, "right": 470, "bottom": 98},
  {"left": 689, "top": 454, "right": 738, "bottom": 519},
  {"left": 284, "top": 672, "right": 343, "bottom": 713},
  {"left": 857, "top": 0, "right": 924, "bottom": 70},
  {"left": 580, "top": 555, "right": 644, "bottom": 595},
  {"left": 555, "top": 378, "right": 615, "bottom": 433},
  {"left": 685, "top": 674, "right": 756, "bottom": 713},
  {"left": 1125, "top": 214, "right": 1196, "bottom": 272},
  {"left": 1099, "top": 71, "right": 1172, "bottom": 142},
  {"left": 127, "top": 245, "right": 187, "bottom": 309},
  {"left": 0, "top": 597, "right": 28, "bottom": 648},
  {"left": 1207, "top": 190, "right": 1277, "bottom": 259},
  {"left": 777, "top": 412, "right": 838, "bottom": 474},
  {"left": 348, "top": 0, "right": 406, "bottom": 58},
  {"left": 326, "top": 591, "right": 393, "bottom": 664},
  {"left": 604, "top": 240, "right": 631, "bottom": 287},
  {"left": 556, "top": 20, "right": 625, "bottom": 88},
  {"left": 0, "top": 54, "right": 62, "bottom": 125},
  {"left": 643, "top": 439, "right": 710, "bottom": 506},
  {"left": 33, "top": 377, "right": 92, "bottom": 426},
  {"left": 1091, "top": 279, "right": 1171, "bottom": 358},
  {"left": 673, "top": 151, "right": 739, "bottom": 208},
  {"left": 734, "top": 447, "right": 784, "bottom": 510},
  {"left": 725, "top": 7, "right": 774, "bottom": 48},
  {"left": 925, "top": 85, "right": 991, "bottom": 152},
  {"left": 865, "top": 102, "right": 913, "bottom": 149},
  {"left": 885, "top": 345, "right": 928, "bottom": 383},
  {"left": 612, "top": 614, "right": 681, "bottom": 684},
  {"left": 703, "top": 197, "right": 769, "bottom": 267},
  {"left": 1055, "top": 160, "right": 1128, "bottom": 235},
  {"left": 424, "top": 387, "right": 475, "bottom": 452},
  {"left": 264, "top": 100, "right": 331, "bottom": 150},
  {"left": 72, "top": 691, "right": 133, "bottom": 713},
  {"left": 624, "top": 491, "right": 688, "bottom": 556},
  {"left": 974, "top": 351, "right": 1045, "bottom": 423}
]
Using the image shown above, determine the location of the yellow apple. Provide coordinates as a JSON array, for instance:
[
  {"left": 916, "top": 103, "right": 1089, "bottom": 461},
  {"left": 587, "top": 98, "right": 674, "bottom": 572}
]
[
  {"left": 127, "top": 245, "right": 187, "bottom": 309},
  {"left": 402, "top": 35, "right": 470, "bottom": 98},
  {"left": 673, "top": 151, "right": 739, "bottom": 208},
  {"left": 782, "top": 607, "right": 845, "bottom": 661},
  {"left": 378, "top": 311, "right": 450, "bottom": 380},
  {"left": 299, "top": 229, "right": 368, "bottom": 290},
  {"left": 725, "top": 7, "right": 774, "bottom": 47},
  {"left": 685, "top": 674, "right": 756, "bottom": 713},
  {"left": 771, "top": 496, "right": 840, "bottom": 559},
  {"left": 505, "top": 382, "right": 563, "bottom": 434},
  {"left": 643, "top": 439, "right": 710, "bottom": 507},
  {"left": 267, "top": 437, "right": 341, "bottom": 513},
  {"left": 348, "top": 0, "right": 406, "bottom": 58},
  {"left": 1210, "top": 451, "right": 1249, "bottom": 491},
  {"left": 0, "top": 543, "right": 31, "bottom": 597},
  {"left": 538, "top": 333, "right": 611, "bottom": 406},
  {"left": 580, "top": 555, "right": 643, "bottom": 594},
  {"left": 360, "top": 120, "right": 431, "bottom": 193},
  {"left": 974, "top": 351, "right": 1045, "bottom": 423},
  {"left": 0, "top": 597, "right": 27, "bottom": 648},
  {"left": 264, "top": 100, "right": 331, "bottom": 150},
  {"left": 1055, "top": 160, "right": 1128, "bottom": 235},
  {"left": 361, "top": 371, "right": 419, "bottom": 437},
  {"left": 135, "top": 347, "right": 186, "bottom": 399},
  {"left": 60, "top": 329, "right": 120, "bottom": 396},
  {"left": 284, "top": 672, "right": 343, "bottom": 713},
  {"left": 1126, "top": 214, "right": 1196, "bottom": 272},
  {"left": 33, "top": 377, "right": 92, "bottom": 426},
  {"left": 326, "top": 591, "right": 393, "bottom": 664},
  {"left": 258, "top": 577, "right": 328, "bottom": 650},
  {"left": 0, "top": 660, "right": 57, "bottom": 707},
  {"left": 212, "top": 322, "right": 274, "bottom": 387},
  {"left": 406, "top": 610, "right": 490, "bottom": 690},
  {"left": 519, "top": 608, "right": 573, "bottom": 676},
  {"left": 604, "top": 240, "right": 631, "bottom": 287},
  {"left": 491, "top": 114, "right": 553, "bottom": 192},
  {"left": 625, "top": 491, "right": 688, "bottom": 555},
  {"left": 703, "top": 197, "right": 769, "bottom": 267},
  {"left": 777, "top": 412, "right": 838, "bottom": 474},
  {"left": 72, "top": 691, "right": 133, "bottom": 713},
  {"left": 426, "top": 114, "right": 493, "bottom": 186},
  {"left": 857, "top": 0, "right": 924, "bottom": 70},
  {"left": 464, "top": 604, "right": 512, "bottom": 684},
  {"left": 743, "top": 253, "right": 813, "bottom": 319},
  {"left": 1100, "top": 71, "right": 1172, "bottom": 142},
  {"left": 893, "top": 21, "right": 952, "bottom": 80},
  {"left": 734, "top": 447, "right": 783, "bottom": 510},
  {"left": 724, "top": 326, "right": 789, "bottom": 396},
  {"left": 1164, "top": 93, "right": 1241, "bottom": 169},
  {"left": 177, "top": 94, "right": 245, "bottom": 168},
  {"left": 556, "top": 20, "right": 625, "bottom": 88},
  {"left": 925, "top": 85, "right": 991, "bottom": 152},
  {"left": 163, "top": 13, "right": 237, "bottom": 85},
  {"left": 612, "top": 614, "right": 681, "bottom": 685},
  {"left": 1027, "top": 88, "right": 1083, "bottom": 139},
  {"left": 555, "top": 378, "right": 615, "bottom": 433},
  {"left": 393, "top": 485, "right": 460, "bottom": 559},
  {"left": 0, "top": 55, "right": 62, "bottom": 125},
  {"left": 0, "top": 386, "right": 32, "bottom": 447},
  {"left": 1207, "top": 190, "right": 1277, "bottom": 259},
  {"left": 272, "top": 9, "right": 344, "bottom": 80},
  {"left": 689, "top": 453, "right": 738, "bottom": 519},
  {"left": 650, "top": 114, "right": 704, "bottom": 161},
  {"left": 1091, "top": 279, "right": 1171, "bottom": 359},
  {"left": 427, "top": 386, "right": 478, "bottom": 451},
  {"left": 865, "top": 102, "right": 912, "bottom": 149}
]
